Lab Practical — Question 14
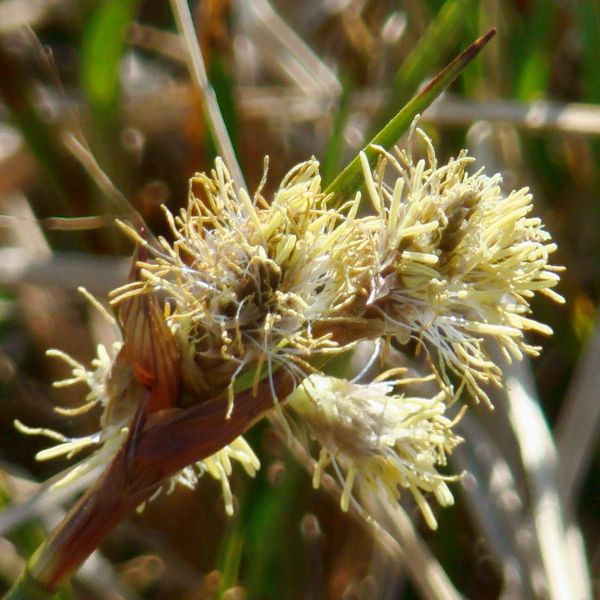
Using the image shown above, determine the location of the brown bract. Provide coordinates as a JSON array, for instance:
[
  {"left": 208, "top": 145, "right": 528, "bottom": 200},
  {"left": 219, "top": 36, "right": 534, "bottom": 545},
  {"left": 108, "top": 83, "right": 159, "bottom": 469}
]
[
  {"left": 30, "top": 359, "right": 294, "bottom": 592},
  {"left": 110, "top": 247, "right": 181, "bottom": 417}
]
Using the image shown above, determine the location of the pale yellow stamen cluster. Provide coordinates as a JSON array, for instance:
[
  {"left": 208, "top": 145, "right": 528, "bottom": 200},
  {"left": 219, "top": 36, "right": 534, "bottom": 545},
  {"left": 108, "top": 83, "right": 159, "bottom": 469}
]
[
  {"left": 358, "top": 129, "right": 563, "bottom": 404},
  {"left": 160, "top": 436, "right": 260, "bottom": 515},
  {"left": 114, "top": 158, "right": 362, "bottom": 405},
  {"left": 15, "top": 340, "right": 129, "bottom": 488},
  {"left": 288, "top": 374, "right": 463, "bottom": 529}
]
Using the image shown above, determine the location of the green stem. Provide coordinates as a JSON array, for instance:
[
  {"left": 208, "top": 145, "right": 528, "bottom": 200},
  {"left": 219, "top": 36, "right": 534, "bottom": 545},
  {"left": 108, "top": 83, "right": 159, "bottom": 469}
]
[{"left": 5, "top": 571, "right": 57, "bottom": 600}]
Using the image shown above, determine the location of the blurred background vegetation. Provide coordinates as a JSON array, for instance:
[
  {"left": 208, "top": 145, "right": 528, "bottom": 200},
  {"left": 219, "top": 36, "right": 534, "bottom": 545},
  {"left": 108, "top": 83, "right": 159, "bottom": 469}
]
[{"left": 0, "top": 0, "right": 599, "bottom": 598}]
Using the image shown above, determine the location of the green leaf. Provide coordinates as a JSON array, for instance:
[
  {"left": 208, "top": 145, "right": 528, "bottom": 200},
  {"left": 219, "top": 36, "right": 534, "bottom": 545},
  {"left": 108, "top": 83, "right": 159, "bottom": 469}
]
[
  {"left": 325, "top": 29, "right": 496, "bottom": 202},
  {"left": 80, "top": 0, "right": 140, "bottom": 112},
  {"left": 321, "top": 73, "right": 354, "bottom": 186},
  {"left": 370, "top": 0, "right": 479, "bottom": 135}
]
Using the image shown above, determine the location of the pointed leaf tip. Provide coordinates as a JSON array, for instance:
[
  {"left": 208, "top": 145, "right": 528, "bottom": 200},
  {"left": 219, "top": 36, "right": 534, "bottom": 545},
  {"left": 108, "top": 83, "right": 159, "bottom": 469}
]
[{"left": 326, "top": 28, "right": 497, "bottom": 201}]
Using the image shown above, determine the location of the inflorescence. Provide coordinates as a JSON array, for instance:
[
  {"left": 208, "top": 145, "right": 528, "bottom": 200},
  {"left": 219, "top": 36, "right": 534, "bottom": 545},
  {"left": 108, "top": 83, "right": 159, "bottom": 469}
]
[{"left": 19, "top": 127, "right": 563, "bottom": 528}]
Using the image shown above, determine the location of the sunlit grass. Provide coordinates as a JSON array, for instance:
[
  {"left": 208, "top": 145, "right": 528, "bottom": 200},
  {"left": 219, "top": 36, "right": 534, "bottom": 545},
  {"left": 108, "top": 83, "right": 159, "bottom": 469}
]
[{"left": 0, "top": 1, "right": 598, "bottom": 599}]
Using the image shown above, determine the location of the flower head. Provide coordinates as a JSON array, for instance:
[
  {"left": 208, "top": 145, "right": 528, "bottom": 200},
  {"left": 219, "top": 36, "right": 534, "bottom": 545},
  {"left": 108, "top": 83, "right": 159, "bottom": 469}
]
[
  {"left": 17, "top": 131, "right": 563, "bottom": 532},
  {"left": 356, "top": 129, "right": 564, "bottom": 404},
  {"left": 114, "top": 158, "right": 361, "bottom": 408},
  {"left": 288, "top": 374, "right": 463, "bottom": 529}
]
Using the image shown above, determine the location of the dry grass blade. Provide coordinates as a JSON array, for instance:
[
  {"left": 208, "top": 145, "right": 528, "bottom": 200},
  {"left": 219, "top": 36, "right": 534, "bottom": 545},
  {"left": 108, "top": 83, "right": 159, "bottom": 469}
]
[
  {"left": 502, "top": 357, "right": 591, "bottom": 600},
  {"left": 170, "top": 0, "right": 245, "bottom": 191},
  {"left": 238, "top": 90, "right": 600, "bottom": 135},
  {"left": 276, "top": 418, "right": 463, "bottom": 600},
  {"left": 365, "top": 496, "right": 463, "bottom": 600},
  {"left": 239, "top": 0, "right": 341, "bottom": 97},
  {"left": 425, "top": 97, "right": 600, "bottom": 135},
  {"left": 554, "top": 315, "right": 600, "bottom": 512},
  {"left": 0, "top": 248, "right": 128, "bottom": 294},
  {"left": 0, "top": 0, "right": 61, "bottom": 32},
  {"left": 128, "top": 22, "right": 185, "bottom": 62},
  {"left": 452, "top": 412, "right": 542, "bottom": 597},
  {"left": 62, "top": 133, "right": 154, "bottom": 244},
  {"left": 0, "top": 469, "right": 98, "bottom": 537}
]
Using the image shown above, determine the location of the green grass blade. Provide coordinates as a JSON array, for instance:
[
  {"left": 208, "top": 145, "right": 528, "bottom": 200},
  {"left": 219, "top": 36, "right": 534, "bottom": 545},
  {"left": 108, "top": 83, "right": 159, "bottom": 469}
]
[
  {"left": 80, "top": 0, "right": 139, "bottom": 113},
  {"left": 217, "top": 514, "right": 245, "bottom": 597},
  {"left": 80, "top": 0, "right": 139, "bottom": 196},
  {"left": 321, "top": 73, "right": 354, "bottom": 186},
  {"left": 370, "top": 0, "right": 479, "bottom": 135},
  {"left": 243, "top": 454, "right": 304, "bottom": 600},
  {"left": 325, "top": 28, "right": 496, "bottom": 201}
]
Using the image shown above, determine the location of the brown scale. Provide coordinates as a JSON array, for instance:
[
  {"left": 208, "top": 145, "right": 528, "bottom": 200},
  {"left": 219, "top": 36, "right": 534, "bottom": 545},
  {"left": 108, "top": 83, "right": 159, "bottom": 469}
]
[{"left": 437, "top": 190, "right": 480, "bottom": 275}]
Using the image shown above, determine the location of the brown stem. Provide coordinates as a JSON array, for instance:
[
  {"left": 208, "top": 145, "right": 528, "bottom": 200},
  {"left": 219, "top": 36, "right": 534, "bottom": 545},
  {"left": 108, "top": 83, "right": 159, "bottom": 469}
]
[{"left": 29, "top": 369, "right": 295, "bottom": 592}]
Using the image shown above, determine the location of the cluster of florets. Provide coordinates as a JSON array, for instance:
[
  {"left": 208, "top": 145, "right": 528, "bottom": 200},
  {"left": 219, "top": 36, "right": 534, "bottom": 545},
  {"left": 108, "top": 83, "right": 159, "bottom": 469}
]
[
  {"left": 21, "top": 128, "right": 563, "bottom": 526},
  {"left": 114, "top": 157, "right": 364, "bottom": 411},
  {"left": 287, "top": 373, "right": 465, "bottom": 529},
  {"left": 357, "top": 132, "right": 563, "bottom": 405}
]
